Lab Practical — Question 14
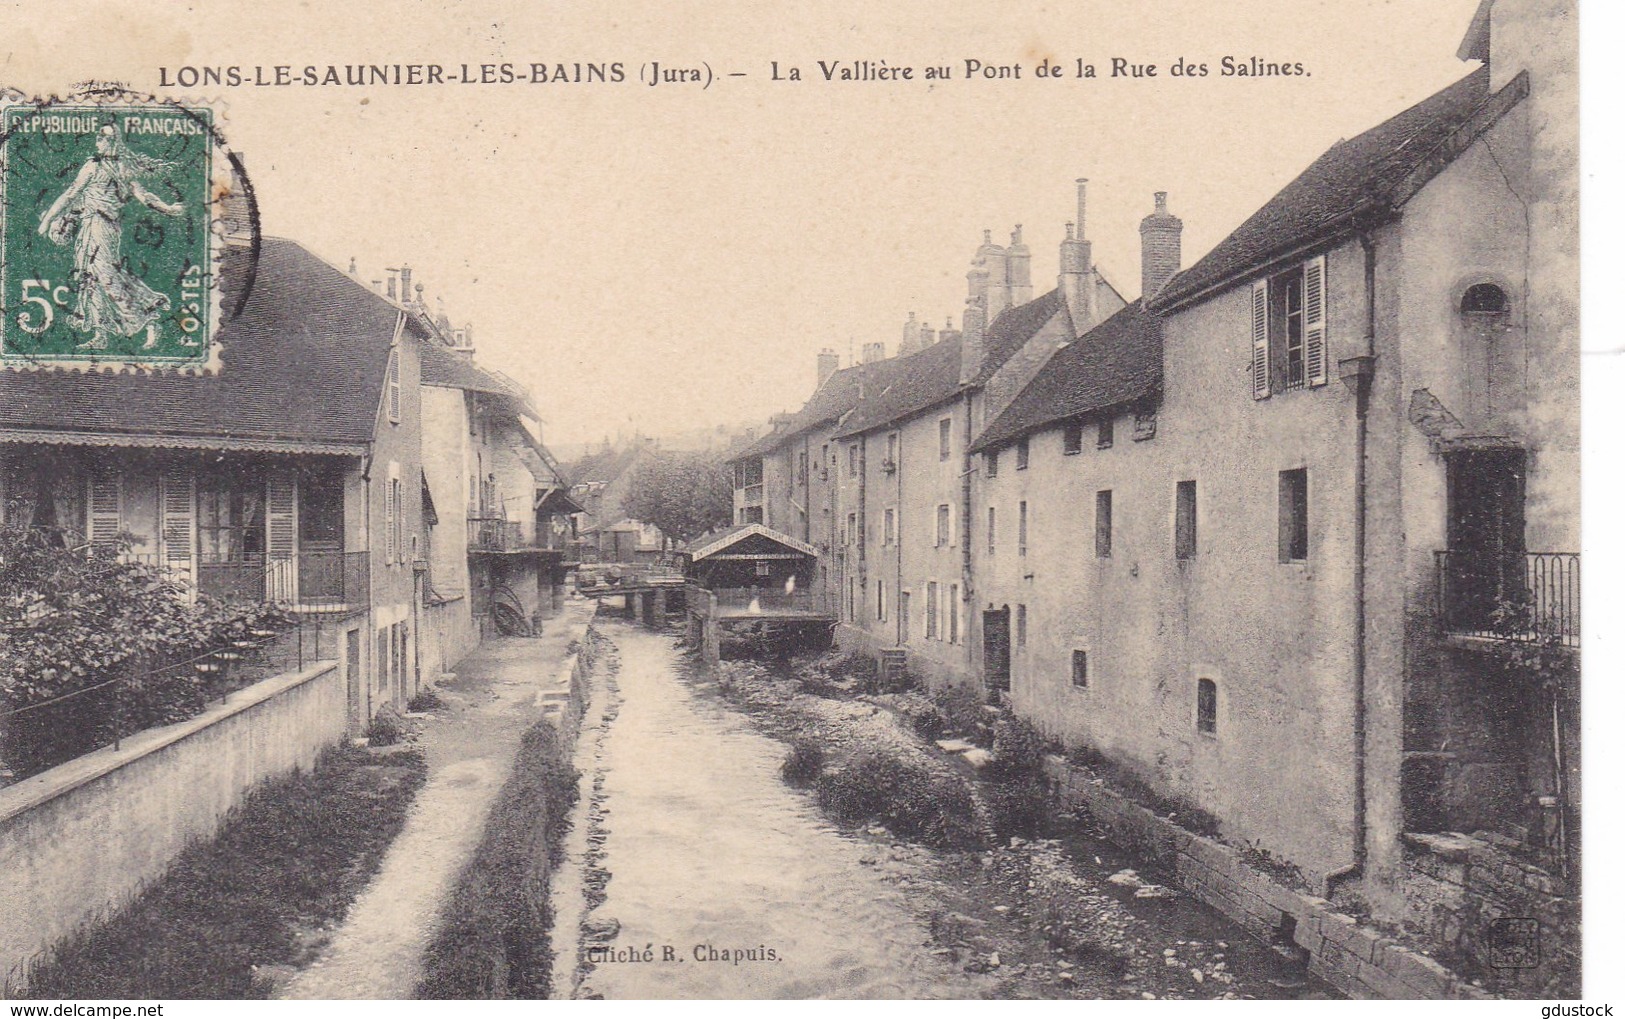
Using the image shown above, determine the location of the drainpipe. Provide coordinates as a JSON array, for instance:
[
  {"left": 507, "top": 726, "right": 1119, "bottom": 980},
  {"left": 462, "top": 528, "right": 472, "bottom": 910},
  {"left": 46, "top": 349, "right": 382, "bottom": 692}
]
[
  {"left": 895, "top": 429, "right": 905, "bottom": 647},
  {"left": 961, "top": 390, "right": 976, "bottom": 679},
  {"left": 360, "top": 448, "right": 376, "bottom": 730},
  {"left": 1326, "top": 233, "right": 1378, "bottom": 895}
]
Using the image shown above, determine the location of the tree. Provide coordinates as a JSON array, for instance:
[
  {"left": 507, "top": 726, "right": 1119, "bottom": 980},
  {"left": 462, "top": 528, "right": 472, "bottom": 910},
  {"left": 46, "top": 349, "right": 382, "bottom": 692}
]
[{"left": 621, "top": 450, "right": 733, "bottom": 547}]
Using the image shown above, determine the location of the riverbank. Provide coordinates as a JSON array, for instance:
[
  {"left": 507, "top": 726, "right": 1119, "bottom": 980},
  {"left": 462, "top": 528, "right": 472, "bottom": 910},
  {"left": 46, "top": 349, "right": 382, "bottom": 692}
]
[{"left": 698, "top": 648, "right": 1337, "bottom": 1000}]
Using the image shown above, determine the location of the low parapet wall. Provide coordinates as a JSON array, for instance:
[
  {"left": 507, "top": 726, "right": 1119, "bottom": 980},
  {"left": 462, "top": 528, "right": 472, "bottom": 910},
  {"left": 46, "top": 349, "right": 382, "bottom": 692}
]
[{"left": 0, "top": 661, "right": 345, "bottom": 993}]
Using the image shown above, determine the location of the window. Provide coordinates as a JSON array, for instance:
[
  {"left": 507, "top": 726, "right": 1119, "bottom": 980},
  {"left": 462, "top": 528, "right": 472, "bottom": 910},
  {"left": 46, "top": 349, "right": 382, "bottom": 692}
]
[
  {"left": 1251, "top": 255, "right": 1327, "bottom": 398},
  {"left": 925, "top": 582, "right": 939, "bottom": 639},
  {"left": 948, "top": 583, "right": 959, "bottom": 644},
  {"left": 939, "top": 418, "right": 952, "bottom": 460},
  {"left": 1018, "top": 500, "right": 1028, "bottom": 557},
  {"left": 1016, "top": 604, "right": 1027, "bottom": 647},
  {"left": 376, "top": 630, "right": 389, "bottom": 691},
  {"left": 1095, "top": 490, "right": 1112, "bottom": 558},
  {"left": 887, "top": 432, "right": 899, "bottom": 468},
  {"left": 755, "top": 560, "right": 772, "bottom": 576},
  {"left": 742, "top": 505, "right": 764, "bottom": 524},
  {"left": 196, "top": 473, "right": 265, "bottom": 565},
  {"left": 1462, "top": 282, "right": 1509, "bottom": 316},
  {"left": 1279, "top": 468, "right": 1309, "bottom": 562},
  {"left": 985, "top": 449, "right": 999, "bottom": 478},
  {"left": 846, "top": 512, "right": 856, "bottom": 545},
  {"left": 987, "top": 506, "right": 997, "bottom": 555},
  {"left": 1197, "top": 678, "right": 1217, "bottom": 734},
  {"left": 1071, "top": 650, "right": 1089, "bottom": 688},
  {"left": 1097, "top": 418, "right": 1114, "bottom": 449},
  {"left": 848, "top": 444, "right": 858, "bottom": 477},
  {"left": 1134, "top": 411, "right": 1158, "bottom": 441},
  {"left": 1175, "top": 480, "right": 1197, "bottom": 560},
  {"left": 883, "top": 507, "right": 896, "bottom": 546},
  {"left": 387, "top": 350, "right": 401, "bottom": 424},
  {"left": 936, "top": 504, "right": 951, "bottom": 547},
  {"left": 877, "top": 579, "right": 887, "bottom": 622},
  {"left": 899, "top": 591, "right": 911, "bottom": 642},
  {"left": 734, "top": 458, "right": 763, "bottom": 490},
  {"left": 1016, "top": 437, "right": 1030, "bottom": 470},
  {"left": 1063, "top": 422, "right": 1084, "bottom": 455}
]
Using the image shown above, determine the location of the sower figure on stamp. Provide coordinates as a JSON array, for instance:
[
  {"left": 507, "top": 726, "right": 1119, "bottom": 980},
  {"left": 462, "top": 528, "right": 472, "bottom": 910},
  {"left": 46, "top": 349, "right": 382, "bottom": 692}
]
[{"left": 36, "top": 124, "right": 185, "bottom": 349}]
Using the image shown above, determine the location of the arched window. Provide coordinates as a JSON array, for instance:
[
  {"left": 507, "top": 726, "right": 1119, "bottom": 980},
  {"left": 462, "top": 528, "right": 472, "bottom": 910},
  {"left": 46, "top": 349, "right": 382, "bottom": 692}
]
[{"left": 1460, "top": 282, "right": 1509, "bottom": 315}]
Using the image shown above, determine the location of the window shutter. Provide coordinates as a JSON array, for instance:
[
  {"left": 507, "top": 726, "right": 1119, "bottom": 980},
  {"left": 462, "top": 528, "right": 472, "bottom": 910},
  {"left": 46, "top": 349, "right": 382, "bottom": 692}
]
[
  {"left": 159, "top": 468, "right": 195, "bottom": 587},
  {"left": 385, "top": 478, "right": 397, "bottom": 563},
  {"left": 265, "top": 474, "right": 298, "bottom": 602},
  {"left": 1251, "top": 279, "right": 1270, "bottom": 400},
  {"left": 1303, "top": 255, "right": 1328, "bottom": 387},
  {"left": 86, "top": 472, "right": 122, "bottom": 547},
  {"left": 388, "top": 351, "right": 401, "bottom": 423}
]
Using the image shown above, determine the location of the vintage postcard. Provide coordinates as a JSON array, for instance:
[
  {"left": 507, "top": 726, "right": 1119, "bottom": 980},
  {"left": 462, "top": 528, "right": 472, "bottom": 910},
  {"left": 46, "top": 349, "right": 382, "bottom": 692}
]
[{"left": 0, "top": 0, "right": 1593, "bottom": 1007}]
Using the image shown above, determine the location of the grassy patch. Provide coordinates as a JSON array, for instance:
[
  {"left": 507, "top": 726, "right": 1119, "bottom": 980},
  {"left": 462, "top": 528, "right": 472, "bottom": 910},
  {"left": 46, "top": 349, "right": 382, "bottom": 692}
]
[
  {"left": 415, "top": 719, "right": 579, "bottom": 999},
  {"left": 24, "top": 745, "right": 427, "bottom": 998}
]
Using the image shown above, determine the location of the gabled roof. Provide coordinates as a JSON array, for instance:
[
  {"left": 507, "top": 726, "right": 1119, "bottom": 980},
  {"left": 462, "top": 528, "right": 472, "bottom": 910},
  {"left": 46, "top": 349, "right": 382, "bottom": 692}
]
[
  {"left": 688, "top": 522, "right": 818, "bottom": 561},
  {"left": 0, "top": 237, "right": 403, "bottom": 453},
  {"left": 1151, "top": 66, "right": 1494, "bottom": 312},
  {"left": 972, "top": 300, "right": 1162, "bottom": 453}
]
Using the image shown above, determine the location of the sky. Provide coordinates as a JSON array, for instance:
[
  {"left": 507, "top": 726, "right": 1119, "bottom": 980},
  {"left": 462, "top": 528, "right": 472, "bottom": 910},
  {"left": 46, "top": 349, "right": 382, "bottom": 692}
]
[{"left": 11, "top": 0, "right": 1488, "bottom": 449}]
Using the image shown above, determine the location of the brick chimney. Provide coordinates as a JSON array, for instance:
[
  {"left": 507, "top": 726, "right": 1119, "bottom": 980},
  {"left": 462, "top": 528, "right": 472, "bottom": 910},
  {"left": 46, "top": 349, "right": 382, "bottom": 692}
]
[
  {"left": 959, "top": 258, "right": 990, "bottom": 386},
  {"left": 1059, "top": 179, "right": 1098, "bottom": 332},
  {"left": 1007, "top": 225, "right": 1033, "bottom": 308},
  {"left": 862, "top": 341, "right": 887, "bottom": 364},
  {"left": 816, "top": 348, "right": 839, "bottom": 388},
  {"left": 399, "top": 264, "right": 414, "bottom": 305},
  {"left": 1139, "top": 191, "right": 1183, "bottom": 300},
  {"left": 920, "top": 319, "right": 937, "bottom": 349},
  {"left": 976, "top": 229, "right": 1011, "bottom": 321},
  {"left": 899, "top": 311, "right": 923, "bottom": 356}
]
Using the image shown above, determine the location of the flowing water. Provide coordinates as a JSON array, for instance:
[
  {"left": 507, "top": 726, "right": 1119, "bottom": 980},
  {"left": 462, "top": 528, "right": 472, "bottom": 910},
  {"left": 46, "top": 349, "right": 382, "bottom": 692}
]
[{"left": 562, "top": 620, "right": 991, "bottom": 999}]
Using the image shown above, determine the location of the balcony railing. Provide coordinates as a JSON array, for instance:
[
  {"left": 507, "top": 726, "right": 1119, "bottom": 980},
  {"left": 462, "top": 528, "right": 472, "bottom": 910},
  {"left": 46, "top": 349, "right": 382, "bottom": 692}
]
[
  {"left": 1435, "top": 550, "right": 1579, "bottom": 647},
  {"left": 467, "top": 515, "right": 561, "bottom": 553},
  {"left": 253, "top": 551, "right": 370, "bottom": 613}
]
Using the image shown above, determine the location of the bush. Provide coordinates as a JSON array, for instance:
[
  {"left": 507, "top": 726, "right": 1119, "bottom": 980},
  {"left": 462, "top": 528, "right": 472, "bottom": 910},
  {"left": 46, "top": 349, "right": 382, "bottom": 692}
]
[
  {"left": 780, "top": 735, "right": 825, "bottom": 787},
  {"left": 989, "top": 717, "right": 1045, "bottom": 778},
  {"left": 418, "top": 721, "right": 578, "bottom": 998},
  {"left": 932, "top": 683, "right": 988, "bottom": 739},
  {"left": 407, "top": 688, "right": 446, "bottom": 712},
  {"left": 815, "top": 748, "right": 985, "bottom": 850},
  {"left": 0, "top": 532, "right": 299, "bottom": 778},
  {"left": 825, "top": 651, "right": 877, "bottom": 685},
  {"left": 909, "top": 704, "right": 947, "bottom": 742},
  {"left": 984, "top": 775, "right": 1050, "bottom": 839},
  {"left": 367, "top": 703, "right": 408, "bottom": 746}
]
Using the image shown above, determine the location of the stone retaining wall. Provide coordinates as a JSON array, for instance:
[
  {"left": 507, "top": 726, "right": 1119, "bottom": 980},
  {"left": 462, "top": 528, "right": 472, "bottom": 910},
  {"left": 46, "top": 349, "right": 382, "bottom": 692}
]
[
  {"left": 1041, "top": 755, "right": 1492, "bottom": 999},
  {"left": 0, "top": 661, "right": 344, "bottom": 992}
]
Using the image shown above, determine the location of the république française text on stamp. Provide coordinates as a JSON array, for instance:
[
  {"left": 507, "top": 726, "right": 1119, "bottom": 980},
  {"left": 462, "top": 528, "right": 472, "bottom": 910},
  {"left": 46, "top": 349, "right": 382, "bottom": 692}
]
[{"left": 0, "top": 92, "right": 241, "bottom": 371}]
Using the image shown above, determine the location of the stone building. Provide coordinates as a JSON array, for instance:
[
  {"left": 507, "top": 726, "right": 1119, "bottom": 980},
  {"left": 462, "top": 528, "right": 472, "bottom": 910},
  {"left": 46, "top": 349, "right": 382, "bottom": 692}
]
[{"left": 970, "top": 0, "right": 1577, "bottom": 984}]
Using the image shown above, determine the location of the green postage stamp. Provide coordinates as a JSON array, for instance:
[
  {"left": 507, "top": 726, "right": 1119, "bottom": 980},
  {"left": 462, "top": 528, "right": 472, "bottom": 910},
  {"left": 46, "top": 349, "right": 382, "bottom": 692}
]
[{"left": 0, "top": 100, "right": 223, "bottom": 370}]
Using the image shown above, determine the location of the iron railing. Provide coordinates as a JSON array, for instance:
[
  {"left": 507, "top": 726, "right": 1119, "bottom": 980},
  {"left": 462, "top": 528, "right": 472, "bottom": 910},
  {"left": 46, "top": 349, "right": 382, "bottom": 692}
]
[
  {"left": 260, "top": 551, "right": 371, "bottom": 613},
  {"left": 1435, "top": 550, "right": 1579, "bottom": 647},
  {"left": 467, "top": 515, "right": 564, "bottom": 552}
]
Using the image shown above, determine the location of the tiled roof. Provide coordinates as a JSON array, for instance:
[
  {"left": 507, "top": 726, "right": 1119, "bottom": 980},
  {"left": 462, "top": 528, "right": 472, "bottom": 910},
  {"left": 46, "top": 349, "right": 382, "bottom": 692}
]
[
  {"left": 833, "top": 336, "right": 963, "bottom": 439},
  {"left": 971, "top": 300, "right": 1161, "bottom": 453},
  {"left": 970, "top": 288, "right": 1063, "bottom": 386},
  {"left": 1151, "top": 66, "right": 1492, "bottom": 311},
  {"left": 726, "top": 354, "right": 912, "bottom": 461},
  {"left": 567, "top": 445, "right": 646, "bottom": 486},
  {"left": 0, "top": 237, "right": 401, "bottom": 450},
  {"left": 419, "top": 342, "right": 538, "bottom": 418}
]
